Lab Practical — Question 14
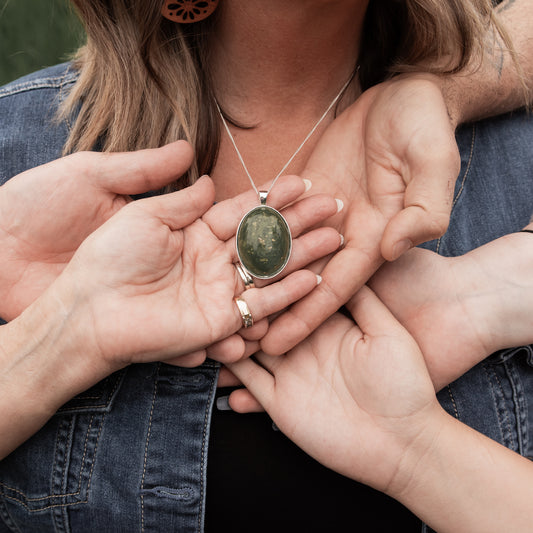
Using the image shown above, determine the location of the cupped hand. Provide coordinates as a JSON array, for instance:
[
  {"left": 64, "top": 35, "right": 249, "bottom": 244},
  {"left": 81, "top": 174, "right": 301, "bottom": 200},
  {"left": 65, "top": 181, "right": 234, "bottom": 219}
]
[
  {"left": 262, "top": 74, "right": 460, "bottom": 354},
  {"left": 53, "top": 175, "right": 341, "bottom": 370},
  {"left": 227, "top": 286, "right": 441, "bottom": 493},
  {"left": 0, "top": 141, "right": 194, "bottom": 320}
]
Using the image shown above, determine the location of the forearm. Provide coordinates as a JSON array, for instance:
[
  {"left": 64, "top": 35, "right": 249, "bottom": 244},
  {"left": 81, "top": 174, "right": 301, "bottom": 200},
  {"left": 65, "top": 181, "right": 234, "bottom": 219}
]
[
  {"left": 443, "top": 0, "right": 533, "bottom": 125},
  {"left": 390, "top": 408, "right": 533, "bottom": 533},
  {"left": 0, "top": 283, "right": 109, "bottom": 459}
]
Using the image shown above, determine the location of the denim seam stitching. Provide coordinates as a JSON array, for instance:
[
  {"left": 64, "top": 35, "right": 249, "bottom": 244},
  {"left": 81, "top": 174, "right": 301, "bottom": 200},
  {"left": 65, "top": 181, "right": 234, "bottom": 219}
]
[
  {"left": 58, "top": 375, "right": 122, "bottom": 412},
  {"left": 140, "top": 364, "right": 160, "bottom": 533},
  {"left": 445, "top": 385, "right": 459, "bottom": 419},
  {"left": 0, "top": 414, "right": 104, "bottom": 511},
  {"left": 483, "top": 363, "right": 516, "bottom": 450},
  {"left": 197, "top": 367, "right": 218, "bottom": 533},
  {"left": 0, "top": 76, "right": 77, "bottom": 99},
  {"left": 503, "top": 359, "right": 526, "bottom": 456},
  {"left": 57, "top": 67, "right": 74, "bottom": 134},
  {"left": 436, "top": 124, "right": 476, "bottom": 254}
]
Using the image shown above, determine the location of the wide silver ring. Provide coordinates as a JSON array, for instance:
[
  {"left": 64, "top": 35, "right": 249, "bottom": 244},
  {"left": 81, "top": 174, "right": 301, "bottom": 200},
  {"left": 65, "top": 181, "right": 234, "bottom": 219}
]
[
  {"left": 234, "top": 262, "right": 255, "bottom": 290},
  {"left": 234, "top": 297, "right": 254, "bottom": 328}
]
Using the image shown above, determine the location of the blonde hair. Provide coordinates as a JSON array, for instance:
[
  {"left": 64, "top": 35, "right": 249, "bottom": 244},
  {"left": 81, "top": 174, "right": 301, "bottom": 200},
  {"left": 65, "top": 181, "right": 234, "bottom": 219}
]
[{"left": 62, "top": 0, "right": 510, "bottom": 190}]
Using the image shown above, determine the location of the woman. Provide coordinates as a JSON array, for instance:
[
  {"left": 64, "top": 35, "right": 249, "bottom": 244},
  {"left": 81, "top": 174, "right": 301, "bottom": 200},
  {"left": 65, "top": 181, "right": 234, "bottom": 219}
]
[{"left": 0, "top": 0, "right": 532, "bottom": 531}]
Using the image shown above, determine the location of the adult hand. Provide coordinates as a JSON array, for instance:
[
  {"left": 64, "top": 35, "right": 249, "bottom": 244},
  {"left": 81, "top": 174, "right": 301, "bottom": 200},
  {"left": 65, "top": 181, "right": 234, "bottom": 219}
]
[
  {"left": 51, "top": 175, "right": 341, "bottom": 371},
  {"left": 227, "top": 286, "right": 440, "bottom": 493},
  {"left": 0, "top": 141, "right": 194, "bottom": 320},
  {"left": 262, "top": 74, "right": 460, "bottom": 354}
]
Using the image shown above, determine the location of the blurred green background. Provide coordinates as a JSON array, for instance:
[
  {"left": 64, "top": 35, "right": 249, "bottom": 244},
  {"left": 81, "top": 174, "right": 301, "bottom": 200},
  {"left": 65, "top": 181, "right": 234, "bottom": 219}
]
[{"left": 0, "top": 0, "right": 84, "bottom": 86}]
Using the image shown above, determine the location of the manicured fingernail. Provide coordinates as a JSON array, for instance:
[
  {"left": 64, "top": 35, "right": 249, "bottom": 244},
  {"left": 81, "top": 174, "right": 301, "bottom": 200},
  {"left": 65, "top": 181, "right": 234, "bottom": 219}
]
[
  {"left": 335, "top": 199, "right": 344, "bottom": 213},
  {"left": 303, "top": 178, "right": 312, "bottom": 192},
  {"left": 392, "top": 239, "right": 412, "bottom": 260},
  {"left": 316, "top": 274, "right": 322, "bottom": 285},
  {"left": 216, "top": 396, "right": 232, "bottom": 411},
  {"left": 339, "top": 234, "right": 345, "bottom": 247}
]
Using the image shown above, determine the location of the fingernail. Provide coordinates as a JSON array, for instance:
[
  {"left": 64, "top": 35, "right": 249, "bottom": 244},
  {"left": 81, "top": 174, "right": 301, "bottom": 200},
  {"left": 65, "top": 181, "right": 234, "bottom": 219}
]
[
  {"left": 335, "top": 199, "right": 344, "bottom": 213},
  {"left": 216, "top": 396, "right": 232, "bottom": 411},
  {"left": 316, "top": 274, "right": 322, "bottom": 285},
  {"left": 392, "top": 239, "right": 412, "bottom": 260},
  {"left": 303, "top": 178, "right": 312, "bottom": 192},
  {"left": 339, "top": 234, "right": 345, "bottom": 247}
]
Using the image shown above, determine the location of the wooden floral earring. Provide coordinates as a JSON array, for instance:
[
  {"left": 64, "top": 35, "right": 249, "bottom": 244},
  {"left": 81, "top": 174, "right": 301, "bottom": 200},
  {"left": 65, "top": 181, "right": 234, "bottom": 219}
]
[{"left": 161, "top": 0, "right": 219, "bottom": 23}]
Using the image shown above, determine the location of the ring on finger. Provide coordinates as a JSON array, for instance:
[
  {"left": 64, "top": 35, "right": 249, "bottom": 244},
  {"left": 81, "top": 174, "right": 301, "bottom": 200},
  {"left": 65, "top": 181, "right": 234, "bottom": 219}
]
[
  {"left": 234, "top": 262, "right": 255, "bottom": 290},
  {"left": 234, "top": 297, "right": 254, "bottom": 328}
]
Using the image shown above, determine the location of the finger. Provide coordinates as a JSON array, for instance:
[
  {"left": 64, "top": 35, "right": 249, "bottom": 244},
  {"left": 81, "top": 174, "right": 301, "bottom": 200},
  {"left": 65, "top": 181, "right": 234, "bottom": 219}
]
[
  {"left": 207, "top": 335, "right": 246, "bottom": 363},
  {"left": 237, "top": 270, "right": 321, "bottom": 328},
  {"left": 381, "top": 204, "right": 450, "bottom": 261},
  {"left": 136, "top": 175, "right": 215, "bottom": 230},
  {"left": 238, "top": 317, "right": 269, "bottom": 341},
  {"left": 228, "top": 387, "right": 265, "bottom": 413},
  {"left": 164, "top": 349, "right": 207, "bottom": 368},
  {"left": 345, "top": 285, "right": 407, "bottom": 337},
  {"left": 203, "top": 175, "right": 309, "bottom": 240},
  {"left": 89, "top": 140, "right": 195, "bottom": 195},
  {"left": 278, "top": 194, "right": 341, "bottom": 238},
  {"left": 217, "top": 366, "right": 243, "bottom": 387},
  {"left": 261, "top": 246, "right": 383, "bottom": 355},
  {"left": 272, "top": 228, "right": 341, "bottom": 279},
  {"left": 381, "top": 148, "right": 459, "bottom": 261},
  {"left": 231, "top": 227, "right": 341, "bottom": 290},
  {"left": 252, "top": 350, "right": 286, "bottom": 374},
  {"left": 209, "top": 335, "right": 261, "bottom": 365},
  {"left": 226, "top": 358, "right": 275, "bottom": 411}
]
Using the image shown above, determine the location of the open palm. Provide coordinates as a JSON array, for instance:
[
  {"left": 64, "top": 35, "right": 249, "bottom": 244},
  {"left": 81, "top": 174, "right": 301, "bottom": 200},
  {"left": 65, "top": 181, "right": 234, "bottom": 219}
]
[
  {"left": 57, "top": 176, "right": 341, "bottom": 369},
  {"left": 0, "top": 142, "right": 194, "bottom": 320},
  {"left": 228, "top": 287, "right": 439, "bottom": 492},
  {"left": 263, "top": 75, "right": 460, "bottom": 354}
]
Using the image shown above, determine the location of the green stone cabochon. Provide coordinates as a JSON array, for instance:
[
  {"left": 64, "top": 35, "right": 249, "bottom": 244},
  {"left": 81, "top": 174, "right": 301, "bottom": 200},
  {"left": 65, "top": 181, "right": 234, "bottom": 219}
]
[{"left": 236, "top": 206, "right": 292, "bottom": 279}]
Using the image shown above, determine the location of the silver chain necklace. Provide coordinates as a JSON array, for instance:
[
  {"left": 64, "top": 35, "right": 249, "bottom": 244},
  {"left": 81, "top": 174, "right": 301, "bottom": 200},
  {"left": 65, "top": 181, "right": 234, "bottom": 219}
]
[{"left": 216, "top": 74, "right": 353, "bottom": 279}]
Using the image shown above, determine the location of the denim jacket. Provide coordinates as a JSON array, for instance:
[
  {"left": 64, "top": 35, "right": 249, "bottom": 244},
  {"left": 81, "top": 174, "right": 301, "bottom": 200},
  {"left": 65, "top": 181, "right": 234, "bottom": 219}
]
[{"left": 1, "top": 63, "right": 533, "bottom": 532}]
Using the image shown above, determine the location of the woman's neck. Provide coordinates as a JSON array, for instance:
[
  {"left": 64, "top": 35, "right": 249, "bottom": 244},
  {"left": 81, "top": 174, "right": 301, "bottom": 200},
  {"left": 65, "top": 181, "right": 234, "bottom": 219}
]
[{"left": 210, "top": 0, "right": 367, "bottom": 120}]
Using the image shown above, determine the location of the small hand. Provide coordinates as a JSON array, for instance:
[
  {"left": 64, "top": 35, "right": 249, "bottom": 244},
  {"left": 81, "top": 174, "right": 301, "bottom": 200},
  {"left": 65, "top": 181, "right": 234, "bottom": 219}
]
[
  {"left": 227, "top": 286, "right": 440, "bottom": 492},
  {"left": 0, "top": 141, "right": 194, "bottom": 320},
  {"left": 369, "top": 232, "right": 533, "bottom": 390},
  {"left": 262, "top": 74, "right": 460, "bottom": 354},
  {"left": 53, "top": 175, "right": 341, "bottom": 370}
]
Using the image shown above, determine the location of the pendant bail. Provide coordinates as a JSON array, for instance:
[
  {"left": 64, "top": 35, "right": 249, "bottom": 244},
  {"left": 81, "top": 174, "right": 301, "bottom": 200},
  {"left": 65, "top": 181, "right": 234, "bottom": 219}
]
[{"left": 259, "top": 191, "right": 268, "bottom": 205}]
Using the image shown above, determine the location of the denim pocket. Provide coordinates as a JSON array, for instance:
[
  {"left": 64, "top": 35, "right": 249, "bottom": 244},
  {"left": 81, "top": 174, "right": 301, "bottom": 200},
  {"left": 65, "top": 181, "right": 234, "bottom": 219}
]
[{"left": 0, "top": 371, "right": 125, "bottom": 516}]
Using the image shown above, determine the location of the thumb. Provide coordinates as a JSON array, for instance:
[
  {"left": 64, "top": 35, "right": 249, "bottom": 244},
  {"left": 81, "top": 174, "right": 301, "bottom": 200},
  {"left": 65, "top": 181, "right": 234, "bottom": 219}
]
[
  {"left": 380, "top": 164, "right": 457, "bottom": 261},
  {"left": 139, "top": 175, "right": 216, "bottom": 230},
  {"left": 381, "top": 203, "right": 451, "bottom": 261},
  {"left": 94, "top": 140, "right": 195, "bottom": 195}
]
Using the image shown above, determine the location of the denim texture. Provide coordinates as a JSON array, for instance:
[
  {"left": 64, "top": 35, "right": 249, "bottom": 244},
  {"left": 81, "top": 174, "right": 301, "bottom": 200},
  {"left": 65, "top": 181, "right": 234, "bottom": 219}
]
[{"left": 1, "top": 64, "right": 533, "bottom": 532}]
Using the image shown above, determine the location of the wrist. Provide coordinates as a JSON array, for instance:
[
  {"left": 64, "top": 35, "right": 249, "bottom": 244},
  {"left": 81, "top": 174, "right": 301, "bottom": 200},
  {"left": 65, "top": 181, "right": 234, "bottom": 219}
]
[
  {"left": 458, "top": 230, "right": 533, "bottom": 353},
  {"left": 383, "top": 403, "right": 450, "bottom": 501},
  {"left": 388, "top": 72, "right": 461, "bottom": 130},
  {"left": 0, "top": 277, "right": 113, "bottom": 415},
  {"left": 0, "top": 277, "right": 115, "bottom": 458}
]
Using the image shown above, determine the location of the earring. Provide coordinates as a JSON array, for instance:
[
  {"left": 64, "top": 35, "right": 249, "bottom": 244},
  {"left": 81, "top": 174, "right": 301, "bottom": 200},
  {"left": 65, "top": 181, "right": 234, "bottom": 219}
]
[{"left": 161, "top": 0, "right": 219, "bottom": 23}]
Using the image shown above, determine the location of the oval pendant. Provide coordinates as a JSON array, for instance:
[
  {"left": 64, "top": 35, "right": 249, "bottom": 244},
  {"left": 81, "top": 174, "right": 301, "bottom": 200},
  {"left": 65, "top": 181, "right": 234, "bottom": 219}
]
[{"left": 236, "top": 204, "right": 292, "bottom": 279}]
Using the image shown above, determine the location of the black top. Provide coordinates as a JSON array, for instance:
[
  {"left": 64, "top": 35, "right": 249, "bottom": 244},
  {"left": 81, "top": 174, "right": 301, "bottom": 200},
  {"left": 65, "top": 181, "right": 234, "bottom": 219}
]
[{"left": 205, "top": 387, "right": 422, "bottom": 533}]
